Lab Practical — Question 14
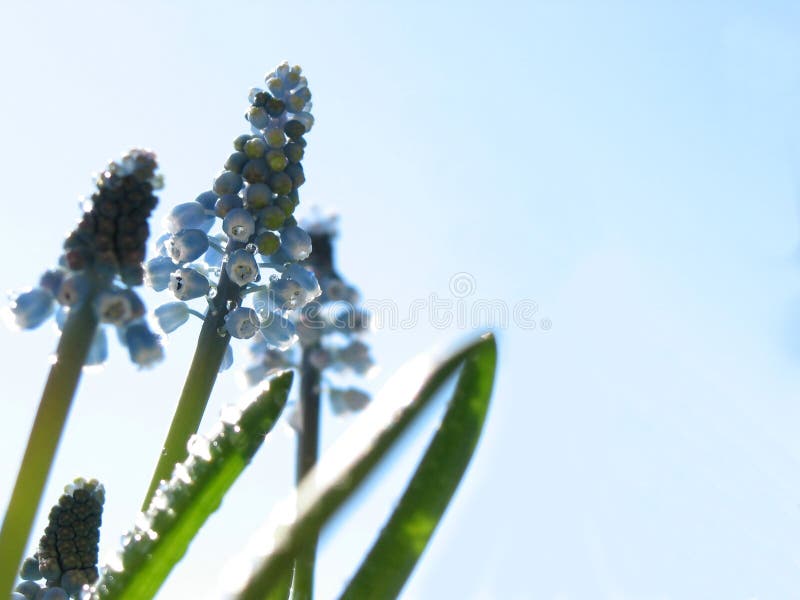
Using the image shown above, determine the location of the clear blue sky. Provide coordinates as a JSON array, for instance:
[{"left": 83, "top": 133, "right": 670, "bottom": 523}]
[{"left": 2, "top": 1, "right": 800, "bottom": 598}]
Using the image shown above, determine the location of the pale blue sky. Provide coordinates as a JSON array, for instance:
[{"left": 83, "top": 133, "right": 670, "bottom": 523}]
[{"left": 2, "top": 1, "right": 800, "bottom": 598}]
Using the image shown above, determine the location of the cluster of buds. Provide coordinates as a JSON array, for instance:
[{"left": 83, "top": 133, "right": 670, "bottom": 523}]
[
  {"left": 243, "top": 213, "right": 375, "bottom": 416},
  {"left": 147, "top": 63, "right": 321, "bottom": 361},
  {"left": 14, "top": 479, "right": 104, "bottom": 600},
  {"left": 4, "top": 150, "right": 164, "bottom": 367}
]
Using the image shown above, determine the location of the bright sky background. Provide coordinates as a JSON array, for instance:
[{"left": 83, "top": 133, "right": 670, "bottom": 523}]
[{"left": 2, "top": 1, "right": 800, "bottom": 598}]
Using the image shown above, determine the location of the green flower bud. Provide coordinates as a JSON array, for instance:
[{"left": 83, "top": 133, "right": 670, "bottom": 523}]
[
  {"left": 266, "top": 149, "right": 288, "bottom": 172},
  {"left": 242, "top": 159, "right": 269, "bottom": 184},
  {"left": 233, "top": 134, "right": 252, "bottom": 151},
  {"left": 255, "top": 231, "right": 280, "bottom": 255},
  {"left": 244, "top": 137, "right": 268, "bottom": 159},
  {"left": 269, "top": 172, "right": 293, "bottom": 196},
  {"left": 260, "top": 206, "right": 285, "bottom": 230},
  {"left": 224, "top": 151, "right": 248, "bottom": 174}
]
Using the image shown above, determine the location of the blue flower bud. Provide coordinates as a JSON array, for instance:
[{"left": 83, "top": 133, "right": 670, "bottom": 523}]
[
  {"left": 154, "top": 301, "right": 190, "bottom": 334},
  {"left": 268, "top": 278, "right": 304, "bottom": 310},
  {"left": 57, "top": 273, "right": 91, "bottom": 307},
  {"left": 225, "top": 249, "right": 259, "bottom": 286},
  {"left": 225, "top": 307, "right": 260, "bottom": 339},
  {"left": 124, "top": 322, "right": 164, "bottom": 367},
  {"left": 41, "top": 586, "right": 69, "bottom": 600},
  {"left": 6, "top": 287, "right": 54, "bottom": 330},
  {"left": 195, "top": 190, "right": 218, "bottom": 211},
  {"left": 169, "top": 267, "right": 210, "bottom": 300},
  {"left": 285, "top": 264, "right": 321, "bottom": 299},
  {"left": 213, "top": 170, "right": 243, "bottom": 196},
  {"left": 329, "top": 387, "right": 370, "bottom": 414},
  {"left": 85, "top": 328, "right": 109, "bottom": 367},
  {"left": 144, "top": 256, "right": 177, "bottom": 291},
  {"left": 223, "top": 208, "right": 256, "bottom": 242},
  {"left": 279, "top": 226, "right": 312, "bottom": 261},
  {"left": 38, "top": 269, "right": 65, "bottom": 296},
  {"left": 167, "top": 229, "right": 210, "bottom": 263},
  {"left": 94, "top": 289, "right": 135, "bottom": 325},
  {"left": 19, "top": 556, "right": 40, "bottom": 581},
  {"left": 334, "top": 340, "right": 374, "bottom": 375},
  {"left": 154, "top": 232, "right": 171, "bottom": 256},
  {"left": 330, "top": 304, "right": 371, "bottom": 333},
  {"left": 15, "top": 580, "right": 40, "bottom": 597},
  {"left": 164, "top": 202, "right": 213, "bottom": 234},
  {"left": 260, "top": 311, "right": 297, "bottom": 350}
]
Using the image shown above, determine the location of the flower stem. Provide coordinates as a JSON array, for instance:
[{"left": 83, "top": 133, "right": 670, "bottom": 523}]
[
  {"left": 141, "top": 270, "right": 238, "bottom": 511},
  {"left": 292, "top": 345, "right": 321, "bottom": 600},
  {"left": 0, "top": 299, "right": 98, "bottom": 596}
]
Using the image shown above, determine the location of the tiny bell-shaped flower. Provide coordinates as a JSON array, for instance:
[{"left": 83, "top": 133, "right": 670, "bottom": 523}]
[
  {"left": 223, "top": 208, "right": 256, "bottom": 242},
  {"left": 94, "top": 289, "right": 135, "bottom": 325},
  {"left": 164, "top": 202, "right": 213, "bottom": 234},
  {"left": 269, "top": 278, "right": 305, "bottom": 310},
  {"left": 56, "top": 273, "right": 91, "bottom": 307},
  {"left": 167, "top": 229, "right": 210, "bottom": 264},
  {"left": 6, "top": 288, "right": 54, "bottom": 330},
  {"left": 279, "top": 225, "right": 312, "bottom": 261},
  {"left": 124, "top": 322, "right": 164, "bottom": 367},
  {"left": 144, "top": 256, "right": 177, "bottom": 292},
  {"left": 285, "top": 264, "right": 321, "bottom": 300},
  {"left": 169, "top": 267, "right": 210, "bottom": 300},
  {"left": 329, "top": 387, "right": 371, "bottom": 414},
  {"left": 260, "top": 311, "right": 297, "bottom": 349},
  {"left": 154, "top": 301, "right": 190, "bottom": 334},
  {"left": 225, "top": 248, "right": 259, "bottom": 286},
  {"left": 224, "top": 307, "right": 260, "bottom": 339}
]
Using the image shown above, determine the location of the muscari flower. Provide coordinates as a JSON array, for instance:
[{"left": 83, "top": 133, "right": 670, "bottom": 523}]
[
  {"left": 4, "top": 150, "right": 165, "bottom": 368},
  {"left": 242, "top": 214, "right": 375, "bottom": 417},
  {"left": 145, "top": 63, "right": 319, "bottom": 370},
  {"left": 17, "top": 478, "right": 105, "bottom": 599}
]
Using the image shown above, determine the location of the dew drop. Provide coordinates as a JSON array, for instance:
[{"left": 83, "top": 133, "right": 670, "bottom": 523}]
[
  {"left": 220, "top": 404, "right": 242, "bottom": 425},
  {"left": 232, "top": 225, "right": 246, "bottom": 236},
  {"left": 217, "top": 326, "right": 227, "bottom": 337},
  {"left": 173, "top": 462, "right": 193, "bottom": 484},
  {"left": 187, "top": 434, "right": 213, "bottom": 462},
  {"left": 151, "top": 493, "right": 168, "bottom": 511},
  {"left": 245, "top": 242, "right": 257, "bottom": 254},
  {"left": 207, "top": 287, "right": 218, "bottom": 299}
]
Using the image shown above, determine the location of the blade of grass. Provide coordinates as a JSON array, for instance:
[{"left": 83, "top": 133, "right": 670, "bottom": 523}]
[
  {"left": 340, "top": 331, "right": 496, "bottom": 598},
  {"left": 94, "top": 371, "right": 293, "bottom": 600},
  {"left": 228, "top": 333, "right": 497, "bottom": 600}
]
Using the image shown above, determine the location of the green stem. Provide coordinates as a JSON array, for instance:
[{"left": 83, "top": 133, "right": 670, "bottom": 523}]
[
  {"left": 0, "top": 299, "right": 98, "bottom": 596},
  {"left": 292, "top": 346, "right": 321, "bottom": 600},
  {"left": 141, "top": 270, "right": 238, "bottom": 511}
]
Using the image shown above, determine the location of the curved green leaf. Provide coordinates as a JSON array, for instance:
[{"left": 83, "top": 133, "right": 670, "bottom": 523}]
[
  {"left": 230, "top": 333, "right": 497, "bottom": 600},
  {"left": 340, "top": 333, "right": 496, "bottom": 599},
  {"left": 94, "top": 370, "right": 293, "bottom": 600}
]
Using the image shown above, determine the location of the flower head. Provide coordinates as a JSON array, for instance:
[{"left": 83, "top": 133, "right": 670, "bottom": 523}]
[
  {"left": 146, "top": 63, "right": 318, "bottom": 366},
  {"left": 18, "top": 478, "right": 105, "bottom": 598},
  {"left": 5, "top": 150, "right": 164, "bottom": 367}
]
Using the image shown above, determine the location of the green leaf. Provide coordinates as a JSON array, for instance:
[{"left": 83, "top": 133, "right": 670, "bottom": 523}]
[
  {"left": 340, "top": 331, "right": 496, "bottom": 599},
  {"left": 93, "top": 371, "right": 294, "bottom": 600},
  {"left": 230, "top": 334, "right": 497, "bottom": 600}
]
